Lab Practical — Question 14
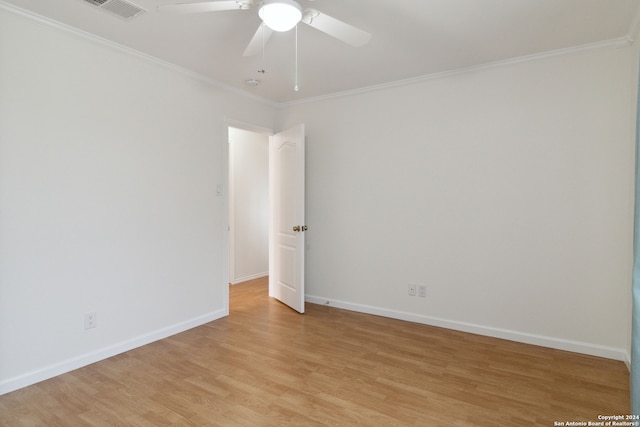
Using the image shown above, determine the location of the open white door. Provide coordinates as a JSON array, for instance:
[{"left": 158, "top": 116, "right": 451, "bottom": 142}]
[{"left": 269, "top": 124, "right": 305, "bottom": 313}]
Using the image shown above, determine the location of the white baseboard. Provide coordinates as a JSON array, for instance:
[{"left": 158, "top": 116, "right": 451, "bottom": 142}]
[
  {"left": 0, "top": 309, "right": 227, "bottom": 396},
  {"left": 306, "top": 295, "right": 628, "bottom": 362},
  {"left": 230, "top": 272, "right": 268, "bottom": 285}
]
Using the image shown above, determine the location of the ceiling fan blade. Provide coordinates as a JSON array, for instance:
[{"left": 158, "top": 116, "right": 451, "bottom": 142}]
[
  {"left": 301, "top": 9, "right": 371, "bottom": 47},
  {"left": 158, "top": 0, "right": 241, "bottom": 14},
  {"left": 243, "top": 23, "right": 274, "bottom": 56}
]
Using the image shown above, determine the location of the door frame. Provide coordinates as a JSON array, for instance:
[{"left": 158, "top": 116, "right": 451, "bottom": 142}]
[{"left": 222, "top": 118, "right": 274, "bottom": 315}]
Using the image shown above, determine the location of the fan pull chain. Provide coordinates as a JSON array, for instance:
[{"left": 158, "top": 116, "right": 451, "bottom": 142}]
[
  {"left": 258, "top": 23, "right": 266, "bottom": 74},
  {"left": 294, "top": 24, "right": 299, "bottom": 92},
  {"left": 261, "top": 23, "right": 266, "bottom": 72}
]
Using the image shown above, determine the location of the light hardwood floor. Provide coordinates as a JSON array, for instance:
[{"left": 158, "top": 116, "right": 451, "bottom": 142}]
[{"left": 0, "top": 276, "right": 630, "bottom": 426}]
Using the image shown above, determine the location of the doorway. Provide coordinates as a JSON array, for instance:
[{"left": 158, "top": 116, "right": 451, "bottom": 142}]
[
  {"left": 228, "top": 126, "right": 270, "bottom": 285},
  {"left": 224, "top": 122, "right": 306, "bottom": 315}
]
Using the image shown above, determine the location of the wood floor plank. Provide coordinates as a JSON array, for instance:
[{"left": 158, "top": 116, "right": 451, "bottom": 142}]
[{"left": 0, "top": 276, "right": 630, "bottom": 426}]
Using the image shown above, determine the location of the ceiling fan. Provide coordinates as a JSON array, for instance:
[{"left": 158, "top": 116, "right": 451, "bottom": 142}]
[{"left": 158, "top": 0, "right": 372, "bottom": 57}]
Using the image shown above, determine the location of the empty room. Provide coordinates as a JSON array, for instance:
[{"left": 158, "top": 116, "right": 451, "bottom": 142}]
[{"left": 1, "top": 0, "right": 639, "bottom": 425}]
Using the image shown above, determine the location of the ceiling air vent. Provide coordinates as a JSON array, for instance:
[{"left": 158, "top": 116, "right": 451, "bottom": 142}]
[{"left": 83, "top": 0, "right": 146, "bottom": 20}]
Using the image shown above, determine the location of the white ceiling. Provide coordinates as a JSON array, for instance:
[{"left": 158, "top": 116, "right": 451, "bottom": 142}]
[{"left": 3, "top": 0, "right": 640, "bottom": 103}]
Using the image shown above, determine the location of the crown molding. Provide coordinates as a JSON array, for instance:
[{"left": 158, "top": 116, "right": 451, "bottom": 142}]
[
  {"left": 278, "top": 35, "right": 634, "bottom": 108},
  {"left": 626, "top": 1, "right": 640, "bottom": 43},
  {"left": 0, "top": 1, "right": 278, "bottom": 108}
]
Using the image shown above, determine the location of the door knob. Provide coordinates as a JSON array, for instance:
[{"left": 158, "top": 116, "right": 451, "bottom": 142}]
[{"left": 293, "top": 225, "right": 301, "bottom": 232}]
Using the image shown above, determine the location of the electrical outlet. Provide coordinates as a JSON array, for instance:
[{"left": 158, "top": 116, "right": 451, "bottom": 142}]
[
  {"left": 84, "top": 312, "right": 97, "bottom": 330},
  {"left": 408, "top": 283, "right": 416, "bottom": 296},
  {"left": 418, "top": 284, "right": 427, "bottom": 298}
]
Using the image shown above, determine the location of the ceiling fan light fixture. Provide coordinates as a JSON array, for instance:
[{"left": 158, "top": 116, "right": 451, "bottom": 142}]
[{"left": 258, "top": 0, "right": 302, "bottom": 32}]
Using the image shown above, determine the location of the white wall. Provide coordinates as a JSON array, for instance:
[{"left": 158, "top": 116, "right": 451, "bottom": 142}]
[
  {"left": 0, "top": 6, "right": 275, "bottom": 394},
  {"left": 279, "top": 44, "right": 637, "bottom": 360},
  {"left": 228, "top": 127, "right": 269, "bottom": 283},
  {"left": 628, "top": 36, "right": 640, "bottom": 365}
]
